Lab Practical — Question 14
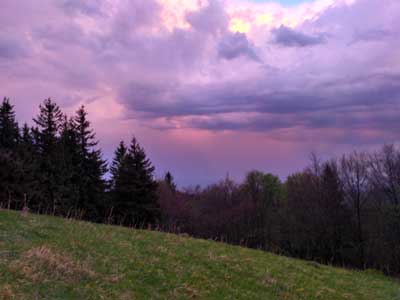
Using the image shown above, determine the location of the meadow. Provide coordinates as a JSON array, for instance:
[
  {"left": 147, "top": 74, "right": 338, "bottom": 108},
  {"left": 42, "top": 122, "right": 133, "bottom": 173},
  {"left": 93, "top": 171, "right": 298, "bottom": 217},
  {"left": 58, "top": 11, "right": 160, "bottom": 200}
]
[{"left": 1, "top": 210, "right": 399, "bottom": 300}]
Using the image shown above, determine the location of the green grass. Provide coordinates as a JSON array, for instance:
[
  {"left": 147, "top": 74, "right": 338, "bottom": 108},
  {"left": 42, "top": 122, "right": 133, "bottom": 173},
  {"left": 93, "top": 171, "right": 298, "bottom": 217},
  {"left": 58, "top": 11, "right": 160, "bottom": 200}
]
[{"left": 0, "top": 210, "right": 399, "bottom": 300}]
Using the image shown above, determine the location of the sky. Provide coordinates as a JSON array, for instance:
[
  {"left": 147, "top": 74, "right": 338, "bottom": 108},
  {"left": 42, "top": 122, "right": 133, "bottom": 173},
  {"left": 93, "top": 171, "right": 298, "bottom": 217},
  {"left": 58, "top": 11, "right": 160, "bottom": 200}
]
[
  {"left": 1, "top": 0, "right": 399, "bottom": 187},
  {"left": 253, "top": 0, "right": 313, "bottom": 5}
]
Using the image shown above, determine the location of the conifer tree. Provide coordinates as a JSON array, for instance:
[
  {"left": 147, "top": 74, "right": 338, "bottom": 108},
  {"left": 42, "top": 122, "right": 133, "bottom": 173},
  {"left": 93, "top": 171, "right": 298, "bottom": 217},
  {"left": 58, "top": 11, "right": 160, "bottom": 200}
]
[
  {"left": 0, "top": 98, "right": 20, "bottom": 207},
  {"left": 164, "top": 171, "right": 177, "bottom": 192},
  {"left": 73, "top": 106, "right": 107, "bottom": 221},
  {"left": 0, "top": 150, "right": 19, "bottom": 208},
  {"left": 110, "top": 141, "right": 128, "bottom": 189},
  {"left": 21, "top": 123, "right": 34, "bottom": 147},
  {"left": 0, "top": 97, "right": 19, "bottom": 150},
  {"left": 17, "top": 124, "right": 39, "bottom": 209},
  {"left": 33, "top": 98, "right": 63, "bottom": 153},
  {"left": 129, "top": 137, "right": 159, "bottom": 224},
  {"left": 110, "top": 137, "right": 159, "bottom": 226},
  {"left": 32, "top": 98, "right": 64, "bottom": 214},
  {"left": 58, "top": 116, "right": 80, "bottom": 214}
]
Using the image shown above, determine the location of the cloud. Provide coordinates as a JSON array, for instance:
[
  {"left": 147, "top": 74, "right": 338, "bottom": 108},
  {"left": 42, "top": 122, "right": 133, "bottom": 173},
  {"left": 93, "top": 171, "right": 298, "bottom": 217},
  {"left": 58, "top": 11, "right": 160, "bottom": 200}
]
[
  {"left": 0, "top": 33, "right": 30, "bottom": 60},
  {"left": 111, "top": 0, "right": 162, "bottom": 35},
  {"left": 1, "top": 0, "right": 400, "bottom": 184},
  {"left": 351, "top": 29, "right": 393, "bottom": 44},
  {"left": 271, "top": 25, "right": 326, "bottom": 47},
  {"left": 118, "top": 67, "right": 400, "bottom": 139},
  {"left": 61, "top": 0, "right": 103, "bottom": 16},
  {"left": 186, "top": 0, "right": 228, "bottom": 35},
  {"left": 218, "top": 32, "right": 259, "bottom": 61}
]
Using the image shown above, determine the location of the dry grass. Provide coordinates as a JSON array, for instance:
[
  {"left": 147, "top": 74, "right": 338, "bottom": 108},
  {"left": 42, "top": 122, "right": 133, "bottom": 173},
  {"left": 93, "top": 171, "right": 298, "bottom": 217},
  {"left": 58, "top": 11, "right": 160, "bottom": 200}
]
[
  {"left": 120, "top": 291, "right": 136, "bottom": 300},
  {"left": 262, "top": 274, "right": 278, "bottom": 287},
  {"left": 173, "top": 283, "right": 200, "bottom": 299},
  {"left": 0, "top": 284, "right": 14, "bottom": 300},
  {"left": 10, "top": 246, "right": 95, "bottom": 283}
]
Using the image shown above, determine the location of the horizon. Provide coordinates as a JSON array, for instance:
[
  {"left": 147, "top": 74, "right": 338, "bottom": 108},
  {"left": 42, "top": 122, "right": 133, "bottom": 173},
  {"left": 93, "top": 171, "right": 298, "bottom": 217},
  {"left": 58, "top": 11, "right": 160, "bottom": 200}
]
[{"left": 2, "top": 0, "right": 399, "bottom": 187}]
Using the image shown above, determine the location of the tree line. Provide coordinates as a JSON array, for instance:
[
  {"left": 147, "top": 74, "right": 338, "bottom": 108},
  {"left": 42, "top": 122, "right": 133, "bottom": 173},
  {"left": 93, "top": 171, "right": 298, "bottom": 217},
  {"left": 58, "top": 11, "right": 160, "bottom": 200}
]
[
  {"left": 1, "top": 97, "right": 400, "bottom": 275},
  {"left": 0, "top": 97, "right": 158, "bottom": 225}
]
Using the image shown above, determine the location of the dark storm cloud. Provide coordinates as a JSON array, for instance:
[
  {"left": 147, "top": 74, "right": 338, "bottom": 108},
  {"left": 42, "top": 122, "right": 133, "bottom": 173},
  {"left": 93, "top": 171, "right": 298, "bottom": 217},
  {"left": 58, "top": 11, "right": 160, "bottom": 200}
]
[
  {"left": 185, "top": 114, "right": 296, "bottom": 131},
  {"left": 119, "top": 69, "right": 400, "bottom": 135},
  {"left": 124, "top": 72, "right": 400, "bottom": 117},
  {"left": 272, "top": 25, "right": 326, "bottom": 47}
]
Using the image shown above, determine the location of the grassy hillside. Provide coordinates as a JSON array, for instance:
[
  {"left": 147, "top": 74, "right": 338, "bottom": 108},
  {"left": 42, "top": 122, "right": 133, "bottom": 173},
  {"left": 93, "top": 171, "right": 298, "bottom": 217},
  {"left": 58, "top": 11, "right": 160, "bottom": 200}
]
[{"left": 0, "top": 210, "right": 399, "bottom": 300}]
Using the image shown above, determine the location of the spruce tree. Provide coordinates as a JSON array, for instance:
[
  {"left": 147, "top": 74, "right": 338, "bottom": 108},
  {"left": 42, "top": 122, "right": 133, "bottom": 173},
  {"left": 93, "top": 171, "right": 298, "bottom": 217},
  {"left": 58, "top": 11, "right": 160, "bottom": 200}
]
[
  {"left": 0, "top": 97, "right": 19, "bottom": 150},
  {"left": 59, "top": 116, "right": 80, "bottom": 215},
  {"left": 75, "top": 106, "right": 96, "bottom": 155},
  {"left": 33, "top": 99, "right": 63, "bottom": 153},
  {"left": 110, "top": 141, "right": 135, "bottom": 225},
  {"left": 0, "top": 150, "right": 20, "bottom": 208},
  {"left": 110, "top": 141, "right": 128, "bottom": 190},
  {"left": 110, "top": 137, "right": 159, "bottom": 226},
  {"left": 21, "top": 123, "right": 34, "bottom": 148},
  {"left": 0, "top": 98, "right": 20, "bottom": 208},
  {"left": 129, "top": 137, "right": 159, "bottom": 224},
  {"left": 17, "top": 124, "right": 39, "bottom": 209},
  {"left": 73, "top": 106, "right": 107, "bottom": 221},
  {"left": 32, "top": 98, "right": 64, "bottom": 214}
]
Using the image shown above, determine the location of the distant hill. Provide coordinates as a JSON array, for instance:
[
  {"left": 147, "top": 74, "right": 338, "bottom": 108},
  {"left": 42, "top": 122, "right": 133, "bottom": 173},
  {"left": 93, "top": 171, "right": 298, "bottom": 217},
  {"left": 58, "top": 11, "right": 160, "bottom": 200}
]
[{"left": 0, "top": 210, "right": 399, "bottom": 300}]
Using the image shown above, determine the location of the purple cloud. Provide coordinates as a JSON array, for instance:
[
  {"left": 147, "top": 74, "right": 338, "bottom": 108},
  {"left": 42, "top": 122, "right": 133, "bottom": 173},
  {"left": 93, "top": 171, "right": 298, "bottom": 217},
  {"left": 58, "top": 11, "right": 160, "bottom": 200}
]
[
  {"left": 218, "top": 32, "right": 259, "bottom": 61},
  {"left": 186, "top": 0, "right": 228, "bottom": 35},
  {"left": 1, "top": 0, "right": 400, "bottom": 185},
  {"left": 0, "top": 35, "right": 29, "bottom": 59},
  {"left": 272, "top": 25, "right": 326, "bottom": 47},
  {"left": 61, "top": 0, "right": 103, "bottom": 16}
]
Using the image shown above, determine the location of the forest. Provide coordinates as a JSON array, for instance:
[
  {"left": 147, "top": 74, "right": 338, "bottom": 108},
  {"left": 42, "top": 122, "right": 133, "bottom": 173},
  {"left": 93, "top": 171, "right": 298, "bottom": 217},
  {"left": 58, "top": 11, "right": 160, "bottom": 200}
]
[{"left": 1, "top": 97, "right": 400, "bottom": 276}]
